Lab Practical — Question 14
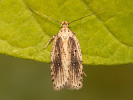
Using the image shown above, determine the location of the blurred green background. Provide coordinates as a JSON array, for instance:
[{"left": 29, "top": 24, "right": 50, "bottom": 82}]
[{"left": 0, "top": 54, "right": 133, "bottom": 100}]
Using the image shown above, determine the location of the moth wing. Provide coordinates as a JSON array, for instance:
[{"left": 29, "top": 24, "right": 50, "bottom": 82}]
[
  {"left": 67, "top": 33, "right": 83, "bottom": 90},
  {"left": 51, "top": 35, "right": 66, "bottom": 90}
]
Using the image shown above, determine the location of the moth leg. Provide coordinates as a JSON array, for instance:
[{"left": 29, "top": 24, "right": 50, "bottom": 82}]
[
  {"left": 43, "top": 36, "right": 55, "bottom": 49},
  {"left": 83, "top": 72, "right": 87, "bottom": 77}
]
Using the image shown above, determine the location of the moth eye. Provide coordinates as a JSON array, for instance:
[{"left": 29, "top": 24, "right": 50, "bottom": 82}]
[
  {"left": 73, "top": 54, "right": 74, "bottom": 56},
  {"left": 58, "top": 54, "right": 59, "bottom": 56},
  {"left": 75, "top": 50, "right": 77, "bottom": 52}
]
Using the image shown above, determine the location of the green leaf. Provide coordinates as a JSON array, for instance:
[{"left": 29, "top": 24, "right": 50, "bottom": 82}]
[{"left": 0, "top": 0, "right": 133, "bottom": 65}]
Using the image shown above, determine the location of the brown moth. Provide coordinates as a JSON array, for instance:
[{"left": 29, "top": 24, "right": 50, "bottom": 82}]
[
  {"left": 44, "top": 21, "right": 83, "bottom": 90},
  {"left": 23, "top": 0, "right": 102, "bottom": 91}
]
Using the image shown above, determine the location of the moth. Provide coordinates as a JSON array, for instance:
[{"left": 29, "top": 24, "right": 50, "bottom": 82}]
[
  {"left": 44, "top": 21, "right": 84, "bottom": 90},
  {"left": 23, "top": 0, "right": 102, "bottom": 91}
]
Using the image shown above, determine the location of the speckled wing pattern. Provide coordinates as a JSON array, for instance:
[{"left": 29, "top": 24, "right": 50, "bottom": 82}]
[
  {"left": 67, "top": 36, "right": 83, "bottom": 90},
  {"left": 51, "top": 27, "right": 83, "bottom": 90}
]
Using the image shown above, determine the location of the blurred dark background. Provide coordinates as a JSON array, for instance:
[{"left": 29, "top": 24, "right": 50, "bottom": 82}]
[{"left": 0, "top": 54, "right": 133, "bottom": 100}]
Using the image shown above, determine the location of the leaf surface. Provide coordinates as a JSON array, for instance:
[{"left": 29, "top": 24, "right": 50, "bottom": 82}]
[{"left": 0, "top": 0, "right": 133, "bottom": 65}]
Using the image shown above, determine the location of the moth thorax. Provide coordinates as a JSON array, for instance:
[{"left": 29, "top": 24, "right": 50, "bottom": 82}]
[{"left": 61, "top": 21, "right": 69, "bottom": 28}]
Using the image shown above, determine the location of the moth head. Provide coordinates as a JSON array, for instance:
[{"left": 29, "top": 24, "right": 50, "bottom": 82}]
[{"left": 61, "top": 21, "right": 69, "bottom": 28}]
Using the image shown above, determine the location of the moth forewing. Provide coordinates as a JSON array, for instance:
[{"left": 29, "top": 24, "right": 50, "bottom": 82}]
[
  {"left": 67, "top": 34, "right": 83, "bottom": 90},
  {"left": 51, "top": 35, "right": 66, "bottom": 90}
]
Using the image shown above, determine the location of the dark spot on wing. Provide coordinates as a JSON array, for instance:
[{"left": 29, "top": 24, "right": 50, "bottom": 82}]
[
  {"left": 52, "top": 79, "right": 54, "bottom": 82},
  {"left": 54, "top": 37, "right": 62, "bottom": 77},
  {"left": 80, "top": 79, "right": 83, "bottom": 82},
  {"left": 81, "top": 74, "right": 83, "bottom": 77},
  {"left": 68, "top": 37, "right": 80, "bottom": 78}
]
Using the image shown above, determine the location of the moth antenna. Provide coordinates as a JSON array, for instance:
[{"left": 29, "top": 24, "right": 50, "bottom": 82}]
[
  {"left": 23, "top": 0, "right": 62, "bottom": 24},
  {"left": 68, "top": 9, "right": 104, "bottom": 24}
]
